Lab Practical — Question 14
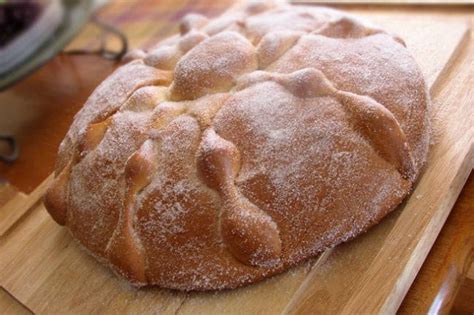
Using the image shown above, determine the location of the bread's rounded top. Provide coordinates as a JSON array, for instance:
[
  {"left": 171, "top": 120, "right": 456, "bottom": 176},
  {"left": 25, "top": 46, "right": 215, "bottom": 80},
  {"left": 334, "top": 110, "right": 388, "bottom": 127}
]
[{"left": 45, "top": 1, "right": 430, "bottom": 290}]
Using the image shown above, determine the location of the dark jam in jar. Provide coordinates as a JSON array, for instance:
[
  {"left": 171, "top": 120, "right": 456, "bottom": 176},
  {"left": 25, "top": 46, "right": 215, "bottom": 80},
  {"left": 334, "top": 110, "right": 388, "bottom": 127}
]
[{"left": 0, "top": 0, "right": 42, "bottom": 47}]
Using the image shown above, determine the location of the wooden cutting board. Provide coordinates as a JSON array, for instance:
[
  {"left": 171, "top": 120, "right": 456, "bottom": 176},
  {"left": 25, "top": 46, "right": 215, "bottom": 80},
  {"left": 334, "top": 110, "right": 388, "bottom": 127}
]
[{"left": 0, "top": 13, "right": 472, "bottom": 315}]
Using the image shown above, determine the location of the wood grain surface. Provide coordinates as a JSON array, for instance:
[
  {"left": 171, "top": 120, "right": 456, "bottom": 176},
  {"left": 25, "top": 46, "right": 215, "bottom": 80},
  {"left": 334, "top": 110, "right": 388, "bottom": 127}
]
[
  {"left": 0, "top": 1, "right": 472, "bottom": 314},
  {"left": 0, "top": 175, "right": 51, "bottom": 238},
  {"left": 399, "top": 174, "right": 474, "bottom": 314},
  {"left": 0, "top": 288, "right": 31, "bottom": 315},
  {"left": 0, "top": 184, "right": 18, "bottom": 208}
]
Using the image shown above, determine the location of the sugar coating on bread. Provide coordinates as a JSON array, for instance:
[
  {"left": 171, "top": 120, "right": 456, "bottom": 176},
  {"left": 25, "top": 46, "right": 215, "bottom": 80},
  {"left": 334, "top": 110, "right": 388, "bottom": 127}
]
[{"left": 44, "top": 1, "right": 430, "bottom": 291}]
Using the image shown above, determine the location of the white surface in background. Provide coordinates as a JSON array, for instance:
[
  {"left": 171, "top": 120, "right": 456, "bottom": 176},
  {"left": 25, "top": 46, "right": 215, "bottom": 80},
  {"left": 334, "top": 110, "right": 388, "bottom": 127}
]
[{"left": 0, "top": 0, "right": 64, "bottom": 74}]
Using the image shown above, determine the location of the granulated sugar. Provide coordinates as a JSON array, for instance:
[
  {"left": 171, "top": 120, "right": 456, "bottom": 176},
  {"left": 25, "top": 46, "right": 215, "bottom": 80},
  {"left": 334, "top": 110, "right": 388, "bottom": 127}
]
[{"left": 48, "top": 1, "right": 430, "bottom": 290}]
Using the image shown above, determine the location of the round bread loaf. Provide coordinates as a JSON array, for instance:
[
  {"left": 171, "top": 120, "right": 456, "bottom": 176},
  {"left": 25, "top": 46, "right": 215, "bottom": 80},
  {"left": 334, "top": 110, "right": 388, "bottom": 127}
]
[{"left": 44, "top": 1, "right": 430, "bottom": 290}]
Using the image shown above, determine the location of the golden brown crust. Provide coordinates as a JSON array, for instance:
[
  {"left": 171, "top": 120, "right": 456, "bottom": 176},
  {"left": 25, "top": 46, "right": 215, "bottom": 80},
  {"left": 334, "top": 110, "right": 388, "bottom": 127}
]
[{"left": 45, "top": 1, "right": 430, "bottom": 290}]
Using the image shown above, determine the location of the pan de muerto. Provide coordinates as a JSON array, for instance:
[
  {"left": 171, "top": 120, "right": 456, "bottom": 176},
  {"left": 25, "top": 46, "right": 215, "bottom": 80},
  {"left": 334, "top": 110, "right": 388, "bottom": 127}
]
[{"left": 45, "top": 1, "right": 430, "bottom": 290}]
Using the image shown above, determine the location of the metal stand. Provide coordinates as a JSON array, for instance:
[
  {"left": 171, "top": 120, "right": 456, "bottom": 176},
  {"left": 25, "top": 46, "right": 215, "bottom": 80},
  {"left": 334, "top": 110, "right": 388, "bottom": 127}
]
[
  {"left": 0, "top": 135, "right": 19, "bottom": 163},
  {"left": 1, "top": 18, "right": 128, "bottom": 164},
  {"left": 64, "top": 16, "right": 128, "bottom": 61}
]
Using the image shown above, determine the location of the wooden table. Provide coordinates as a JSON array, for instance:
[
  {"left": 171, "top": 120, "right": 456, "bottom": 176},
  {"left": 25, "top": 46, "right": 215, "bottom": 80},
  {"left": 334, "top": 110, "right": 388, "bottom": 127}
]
[{"left": 0, "top": 1, "right": 472, "bottom": 313}]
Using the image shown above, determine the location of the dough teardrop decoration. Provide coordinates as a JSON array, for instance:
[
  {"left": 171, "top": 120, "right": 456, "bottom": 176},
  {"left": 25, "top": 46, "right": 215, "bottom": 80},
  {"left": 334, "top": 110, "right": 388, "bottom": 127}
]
[
  {"left": 197, "top": 129, "right": 282, "bottom": 267},
  {"left": 334, "top": 91, "right": 415, "bottom": 180},
  {"left": 106, "top": 139, "right": 158, "bottom": 283},
  {"left": 236, "top": 68, "right": 415, "bottom": 179}
]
